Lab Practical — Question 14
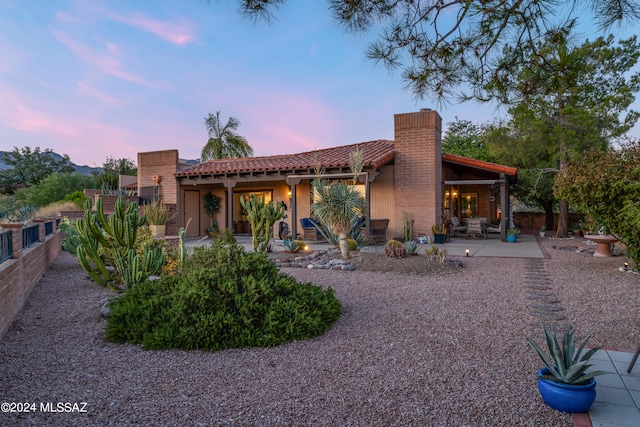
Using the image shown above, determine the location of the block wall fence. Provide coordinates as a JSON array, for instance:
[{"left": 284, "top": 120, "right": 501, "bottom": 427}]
[{"left": 0, "top": 220, "right": 62, "bottom": 341}]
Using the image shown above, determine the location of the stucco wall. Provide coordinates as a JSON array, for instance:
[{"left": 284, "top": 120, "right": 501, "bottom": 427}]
[{"left": 369, "top": 164, "right": 396, "bottom": 238}]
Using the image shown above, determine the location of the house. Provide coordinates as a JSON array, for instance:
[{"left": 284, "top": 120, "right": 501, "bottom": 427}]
[{"left": 137, "top": 109, "right": 517, "bottom": 241}]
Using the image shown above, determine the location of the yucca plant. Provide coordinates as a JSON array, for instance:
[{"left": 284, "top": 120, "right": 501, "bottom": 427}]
[
  {"left": 310, "top": 180, "right": 364, "bottom": 259},
  {"left": 526, "top": 325, "right": 610, "bottom": 385}
]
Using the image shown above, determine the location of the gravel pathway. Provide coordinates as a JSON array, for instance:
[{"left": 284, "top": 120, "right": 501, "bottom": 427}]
[{"left": 0, "top": 237, "right": 638, "bottom": 426}]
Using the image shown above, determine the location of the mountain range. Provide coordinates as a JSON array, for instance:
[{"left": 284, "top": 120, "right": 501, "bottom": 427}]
[{"left": 0, "top": 151, "right": 103, "bottom": 176}]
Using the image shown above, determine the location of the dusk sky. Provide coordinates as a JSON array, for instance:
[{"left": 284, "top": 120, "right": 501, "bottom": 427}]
[{"left": 1, "top": 1, "right": 638, "bottom": 168}]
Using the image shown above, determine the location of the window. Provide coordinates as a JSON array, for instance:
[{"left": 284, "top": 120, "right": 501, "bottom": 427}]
[{"left": 461, "top": 192, "right": 478, "bottom": 218}]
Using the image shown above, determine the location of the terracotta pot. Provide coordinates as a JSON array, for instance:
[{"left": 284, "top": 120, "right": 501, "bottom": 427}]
[{"left": 149, "top": 224, "right": 166, "bottom": 236}]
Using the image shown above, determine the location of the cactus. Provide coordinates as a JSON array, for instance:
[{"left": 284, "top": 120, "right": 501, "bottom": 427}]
[
  {"left": 385, "top": 239, "right": 407, "bottom": 258},
  {"left": 117, "top": 246, "right": 165, "bottom": 289},
  {"left": 402, "top": 212, "right": 414, "bottom": 242},
  {"left": 75, "top": 197, "right": 163, "bottom": 292},
  {"left": 239, "top": 194, "right": 285, "bottom": 252},
  {"left": 178, "top": 217, "right": 192, "bottom": 267}
]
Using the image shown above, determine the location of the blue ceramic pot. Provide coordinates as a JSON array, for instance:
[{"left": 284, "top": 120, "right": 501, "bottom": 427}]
[
  {"left": 506, "top": 234, "right": 517, "bottom": 243},
  {"left": 537, "top": 368, "right": 597, "bottom": 413}
]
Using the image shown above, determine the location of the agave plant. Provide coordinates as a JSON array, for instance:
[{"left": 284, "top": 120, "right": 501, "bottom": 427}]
[
  {"left": 6, "top": 203, "right": 36, "bottom": 222},
  {"left": 282, "top": 238, "right": 302, "bottom": 253},
  {"left": 404, "top": 240, "right": 418, "bottom": 254},
  {"left": 526, "top": 325, "right": 610, "bottom": 385}
]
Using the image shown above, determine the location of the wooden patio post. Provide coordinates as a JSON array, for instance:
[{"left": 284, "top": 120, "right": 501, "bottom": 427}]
[{"left": 224, "top": 179, "right": 236, "bottom": 232}]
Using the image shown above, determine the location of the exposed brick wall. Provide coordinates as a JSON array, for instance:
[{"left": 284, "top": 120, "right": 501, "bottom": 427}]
[
  {"left": 0, "top": 222, "right": 62, "bottom": 341},
  {"left": 393, "top": 109, "right": 443, "bottom": 239},
  {"left": 97, "top": 195, "right": 139, "bottom": 214},
  {"left": 59, "top": 211, "right": 84, "bottom": 221},
  {"left": 138, "top": 150, "right": 179, "bottom": 205}
]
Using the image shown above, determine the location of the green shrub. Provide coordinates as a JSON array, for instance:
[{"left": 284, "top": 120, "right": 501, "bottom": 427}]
[
  {"left": 59, "top": 217, "right": 81, "bottom": 255},
  {"left": 13, "top": 172, "right": 97, "bottom": 208},
  {"left": 64, "top": 191, "right": 87, "bottom": 209},
  {"left": 385, "top": 239, "right": 406, "bottom": 258},
  {"left": 106, "top": 240, "right": 342, "bottom": 351}
]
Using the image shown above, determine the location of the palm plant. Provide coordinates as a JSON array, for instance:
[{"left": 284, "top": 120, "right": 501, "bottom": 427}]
[
  {"left": 310, "top": 180, "right": 364, "bottom": 259},
  {"left": 202, "top": 111, "right": 253, "bottom": 161}
]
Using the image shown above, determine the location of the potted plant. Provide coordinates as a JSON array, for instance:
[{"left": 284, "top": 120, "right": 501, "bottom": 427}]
[
  {"left": 145, "top": 201, "right": 168, "bottom": 236},
  {"left": 526, "top": 325, "right": 610, "bottom": 413},
  {"left": 203, "top": 192, "right": 221, "bottom": 238},
  {"left": 539, "top": 224, "right": 547, "bottom": 238},
  {"left": 507, "top": 227, "right": 519, "bottom": 243},
  {"left": 431, "top": 224, "right": 447, "bottom": 244}
]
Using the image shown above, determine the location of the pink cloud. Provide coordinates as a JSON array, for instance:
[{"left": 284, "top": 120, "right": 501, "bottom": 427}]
[
  {"left": 75, "top": 81, "right": 119, "bottom": 106},
  {"left": 51, "top": 29, "right": 160, "bottom": 89},
  {"left": 108, "top": 12, "right": 196, "bottom": 46},
  {"left": 239, "top": 93, "right": 342, "bottom": 156}
]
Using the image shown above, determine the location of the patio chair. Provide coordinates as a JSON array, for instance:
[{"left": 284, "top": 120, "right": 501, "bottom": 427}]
[
  {"left": 486, "top": 223, "right": 501, "bottom": 234},
  {"left": 449, "top": 216, "right": 467, "bottom": 236},
  {"left": 300, "top": 218, "right": 323, "bottom": 242},
  {"left": 466, "top": 217, "right": 486, "bottom": 239}
]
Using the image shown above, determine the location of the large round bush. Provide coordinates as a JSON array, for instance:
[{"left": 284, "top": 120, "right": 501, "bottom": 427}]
[{"left": 105, "top": 240, "right": 342, "bottom": 351}]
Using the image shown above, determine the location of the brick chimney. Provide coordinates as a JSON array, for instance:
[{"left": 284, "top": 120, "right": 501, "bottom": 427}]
[{"left": 393, "top": 109, "right": 443, "bottom": 239}]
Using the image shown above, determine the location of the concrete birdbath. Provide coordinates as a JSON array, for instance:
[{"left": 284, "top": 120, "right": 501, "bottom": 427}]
[{"left": 584, "top": 234, "right": 619, "bottom": 257}]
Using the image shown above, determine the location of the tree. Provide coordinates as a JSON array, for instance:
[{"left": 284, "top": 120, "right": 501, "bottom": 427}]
[
  {"left": 98, "top": 157, "right": 137, "bottom": 192},
  {"left": 223, "top": 0, "right": 640, "bottom": 101},
  {"left": 554, "top": 142, "right": 640, "bottom": 269},
  {"left": 485, "top": 115, "right": 565, "bottom": 230},
  {"left": 13, "top": 172, "right": 98, "bottom": 208},
  {"left": 310, "top": 180, "right": 365, "bottom": 259},
  {"left": 442, "top": 117, "right": 495, "bottom": 162},
  {"left": 484, "top": 29, "right": 640, "bottom": 236},
  {"left": 0, "top": 146, "right": 75, "bottom": 193},
  {"left": 202, "top": 111, "right": 253, "bottom": 161}
]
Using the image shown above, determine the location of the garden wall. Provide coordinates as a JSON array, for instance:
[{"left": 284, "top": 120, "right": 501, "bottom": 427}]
[
  {"left": 513, "top": 212, "right": 586, "bottom": 232},
  {"left": 0, "top": 221, "right": 62, "bottom": 341}
]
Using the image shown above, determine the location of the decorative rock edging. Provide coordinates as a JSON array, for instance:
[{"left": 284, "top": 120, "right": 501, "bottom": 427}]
[{"left": 272, "top": 248, "right": 356, "bottom": 271}]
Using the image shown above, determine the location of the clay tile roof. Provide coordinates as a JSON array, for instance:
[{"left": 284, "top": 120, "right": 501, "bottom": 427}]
[
  {"left": 442, "top": 153, "right": 518, "bottom": 177},
  {"left": 176, "top": 140, "right": 395, "bottom": 177}
]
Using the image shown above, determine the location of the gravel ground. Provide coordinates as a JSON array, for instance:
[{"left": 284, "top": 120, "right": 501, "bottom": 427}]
[{"left": 0, "top": 237, "right": 638, "bottom": 426}]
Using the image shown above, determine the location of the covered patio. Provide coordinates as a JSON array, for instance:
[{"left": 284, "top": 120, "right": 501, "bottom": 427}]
[{"left": 442, "top": 153, "right": 518, "bottom": 242}]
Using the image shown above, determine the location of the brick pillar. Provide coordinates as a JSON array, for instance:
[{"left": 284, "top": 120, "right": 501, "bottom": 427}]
[
  {"left": 2, "top": 223, "right": 24, "bottom": 258},
  {"left": 34, "top": 220, "right": 45, "bottom": 241},
  {"left": 393, "top": 109, "right": 443, "bottom": 239}
]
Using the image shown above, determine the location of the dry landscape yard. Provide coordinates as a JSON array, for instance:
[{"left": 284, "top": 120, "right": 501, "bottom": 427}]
[{"left": 0, "top": 238, "right": 638, "bottom": 426}]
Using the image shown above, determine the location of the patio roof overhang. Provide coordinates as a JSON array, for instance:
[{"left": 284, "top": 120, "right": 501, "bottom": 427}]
[{"left": 442, "top": 153, "right": 517, "bottom": 181}]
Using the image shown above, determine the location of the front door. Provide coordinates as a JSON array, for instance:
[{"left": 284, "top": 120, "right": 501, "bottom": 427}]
[{"left": 183, "top": 190, "right": 200, "bottom": 237}]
